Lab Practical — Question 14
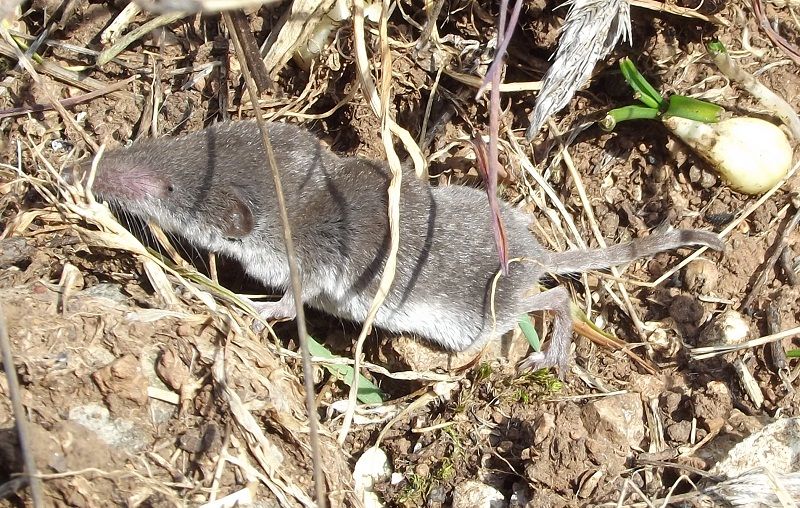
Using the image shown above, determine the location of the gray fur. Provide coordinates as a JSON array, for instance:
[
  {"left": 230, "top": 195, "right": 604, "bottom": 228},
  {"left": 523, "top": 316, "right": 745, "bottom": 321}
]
[{"left": 81, "top": 120, "right": 724, "bottom": 377}]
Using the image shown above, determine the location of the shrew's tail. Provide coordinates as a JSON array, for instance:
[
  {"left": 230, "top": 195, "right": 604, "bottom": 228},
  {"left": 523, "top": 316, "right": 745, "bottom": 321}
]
[{"left": 548, "top": 229, "right": 724, "bottom": 275}]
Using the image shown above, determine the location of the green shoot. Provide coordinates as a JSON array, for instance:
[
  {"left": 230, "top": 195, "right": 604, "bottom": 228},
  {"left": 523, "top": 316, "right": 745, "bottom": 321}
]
[
  {"left": 307, "top": 336, "right": 385, "bottom": 404},
  {"left": 518, "top": 315, "right": 541, "bottom": 351},
  {"left": 603, "top": 57, "right": 724, "bottom": 131},
  {"left": 619, "top": 57, "right": 664, "bottom": 109}
]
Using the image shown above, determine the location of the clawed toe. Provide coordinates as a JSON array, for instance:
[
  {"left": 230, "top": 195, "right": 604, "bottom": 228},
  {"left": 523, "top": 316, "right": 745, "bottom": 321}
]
[{"left": 518, "top": 351, "right": 568, "bottom": 380}]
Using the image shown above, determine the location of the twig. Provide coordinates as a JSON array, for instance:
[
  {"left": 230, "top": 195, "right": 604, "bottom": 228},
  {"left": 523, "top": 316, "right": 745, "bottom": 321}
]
[
  {"left": 572, "top": 320, "right": 658, "bottom": 374},
  {"left": 740, "top": 205, "right": 800, "bottom": 313},
  {"left": 689, "top": 324, "right": 800, "bottom": 359},
  {"left": 227, "top": 11, "right": 271, "bottom": 93},
  {"left": 346, "top": 0, "right": 425, "bottom": 178},
  {"left": 0, "top": 40, "right": 130, "bottom": 95},
  {"left": 752, "top": 0, "right": 800, "bottom": 65},
  {"left": 134, "top": 0, "right": 283, "bottom": 13},
  {"left": 780, "top": 247, "right": 799, "bottom": 285},
  {"left": 443, "top": 68, "right": 541, "bottom": 92},
  {"left": 101, "top": 2, "right": 142, "bottom": 45},
  {"left": 0, "top": 302, "right": 45, "bottom": 507},
  {"left": 97, "top": 11, "right": 188, "bottom": 66},
  {"left": 765, "top": 304, "right": 794, "bottom": 393},
  {"left": 222, "top": 12, "right": 326, "bottom": 508},
  {"left": 415, "top": 0, "right": 444, "bottom": 49},
  {"left": 0, "top": 76, "right": 136, "bottom": 119},
  {"left": 260, "top": 0, "right": 336, "bottom": 79}
]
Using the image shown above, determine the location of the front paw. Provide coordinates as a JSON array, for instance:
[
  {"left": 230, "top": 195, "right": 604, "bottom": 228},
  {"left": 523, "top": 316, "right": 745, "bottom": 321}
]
[
  {"left": 249, "top": 299, "right": 296, "bottom": 332},
  {"left": 252, "top": 300, "right": 297, "bottom": 321}
]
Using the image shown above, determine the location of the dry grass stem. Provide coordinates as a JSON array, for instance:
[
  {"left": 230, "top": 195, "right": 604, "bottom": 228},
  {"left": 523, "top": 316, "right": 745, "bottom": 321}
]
[
  {"left": 101, "top": 2, "right": 142, "bottom": 45},
  {"left": 261, "top": 0, "right": 335, "bottom": 78},
  {"left": 337, "top": 0, "right": 408, "bottom": 446},
  {"left": 96, "top": 11, "right": 188, "bottom": 66},
  {"left": 223, "top": 11, "right": 326, "bottom": 506},
  {"left": 0, "top": 302, "right": 45, "bottom": 507}
]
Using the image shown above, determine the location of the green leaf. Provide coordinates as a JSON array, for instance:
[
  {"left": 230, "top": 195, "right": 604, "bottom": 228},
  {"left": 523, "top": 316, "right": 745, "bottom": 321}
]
[
  {"left": 518, "top": 315, "right": 541, "bottom": 351},
  {"left": 787, "top": 349, "right": 800, "bottom": 358},
  {"left": 307, "top": 336, "right": 386, "bottom": 404},
  {"left": 664, "top": 95, "right": 723, "bottom": 123},
  {"left": 619, "top": 57, "right": 665, "bottom": 110}
]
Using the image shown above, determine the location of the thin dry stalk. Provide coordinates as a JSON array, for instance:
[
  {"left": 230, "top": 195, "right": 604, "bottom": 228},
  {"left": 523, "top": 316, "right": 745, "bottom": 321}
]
[
  {"left": 690, "top": 324, "right": 800, "bottom": 359},
  {"left": 0, "top": 39, "right": 130, "bottom": 95},
  {"left": 261, "top": 0, "right": 335, "bottom": 78},
  {"left": 96, "top": 11, "right": 188, "bottom": 66},
  {"left": 223, "top": 11, "right": 326, "bottom": 508},
  {"left": 711, "top": 45, "right": 800, "bottom": 140},
  {"left": 445, "top": 68, "right": 542, "bottom": 92},
  {"left": 741, "top": 206, "right": 800, "bottom": 312},
  {"left": 134, "top": 0, "right": 283, "bottom": 13},
  {"left": 629, "top": 0, "right": 729, "bottom": 23},
  {"left": 211, "top": 346, "right": 315, "bottom": 507},
  {"left": 0, "top": 302, "right": 45, "bottom": 507},
  {"left": 337, "top": 0, "right": 407, "bottom": 446},
  {"left": 752, "top": 0, "right": 800, "bottom": 65},
  {"left": 506, "top": 129, "right": 585, "bottom": 247},
  {"left": 0, "top": 76, "right": 135, "bottom": 120},
  {"left": 101, "top": 2, "right": 142, "bottom": 45}
]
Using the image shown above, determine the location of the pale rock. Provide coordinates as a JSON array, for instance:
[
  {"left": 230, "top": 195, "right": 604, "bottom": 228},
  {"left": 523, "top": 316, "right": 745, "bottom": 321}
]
[
  {"left": 452, "top": 480, "right": 506, "bottom": 508},
  {"left": 581, "top": 393, "right": 644, "bottom": 451}
]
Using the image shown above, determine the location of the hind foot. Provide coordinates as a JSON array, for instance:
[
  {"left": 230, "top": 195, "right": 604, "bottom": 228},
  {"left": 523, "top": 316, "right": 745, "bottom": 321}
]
[{"left": 516, "top": 286, "right": 574, "bottom": 379}]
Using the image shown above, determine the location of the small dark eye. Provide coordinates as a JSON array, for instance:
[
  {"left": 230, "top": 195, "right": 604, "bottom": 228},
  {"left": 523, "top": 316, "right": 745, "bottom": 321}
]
[{"left": 167, "top": 184, "right": 174, "bottom": 193}]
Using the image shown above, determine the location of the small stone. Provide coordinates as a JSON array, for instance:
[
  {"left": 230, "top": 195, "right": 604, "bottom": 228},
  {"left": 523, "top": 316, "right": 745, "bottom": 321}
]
[
  {"left": 92, "top": 354, "right": 148, "bottom": 408},
  {"left": 684, "top": 258, "right": 720, "bottom": 293},
  {"left": 630, "top": 373, "right": 666, "bottom": 401},
  {"left": 698, "top": 310, "right": 750, "bottom": 347},
  {"left": 156, "top": 348, "right": 190, "bottom": 391},
  {"left": 427, "top": 485, "right": 447, "bottom": 505},
  {"left": 576, "top": 469, "right": 603, "bottom": 499},
  {"left": 662, "top": 391, "right": 684, "bottom": 416},
  {"left": 692, "top": 381, "right": 733, "bottom": 424},
  {"left": 667, "top": 421, "right": 692, "bottom": 443},
  {"left": 581, "top": 393, "right": 645, "bottom": 451},
  {"left": 508, "top": 482, "right": 529, "bottom": 508},
  {"left": 533, "top": 413, "right": 555, "bottom": 446},
  {"left": 178, "top": 423, "right": 220, "bottom": 454},
  {"left": 452, "top": 480, "right": 505, "bottom": 508}
]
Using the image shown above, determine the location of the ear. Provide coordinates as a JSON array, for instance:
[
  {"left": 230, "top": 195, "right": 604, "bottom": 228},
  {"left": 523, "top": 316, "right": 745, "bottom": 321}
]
[{"left": 220, "top": 192, "right": 254, "bottom": 238}]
